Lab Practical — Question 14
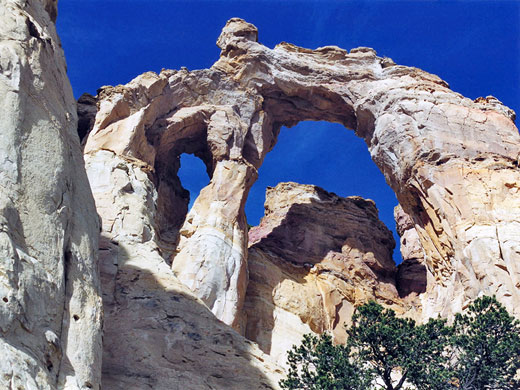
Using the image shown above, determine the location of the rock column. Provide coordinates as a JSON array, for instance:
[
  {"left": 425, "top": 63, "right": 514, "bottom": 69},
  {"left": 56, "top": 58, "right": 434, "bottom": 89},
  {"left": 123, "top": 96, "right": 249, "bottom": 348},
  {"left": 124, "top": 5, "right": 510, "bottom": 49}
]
[
  {"left": 0, "top": 1, "right": 102, "bottom": 389},
  {"left": 172, "top": 159, "right": 256, "bottom": 327}
]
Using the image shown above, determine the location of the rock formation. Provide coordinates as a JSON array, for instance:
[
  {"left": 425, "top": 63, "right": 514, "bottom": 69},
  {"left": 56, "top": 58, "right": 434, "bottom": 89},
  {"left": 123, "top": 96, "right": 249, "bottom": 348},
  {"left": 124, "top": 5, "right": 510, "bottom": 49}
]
[
  {"left": 86, "top": 151, "right": 283, "bottom": 389},
  {"left": 2, "top": 6, "right": 520, "bottom": 389},
  {"left": 84, "top": 17, "right": 520, "bottom": 331},
  {"left": 394, "top": 205, "right": 428, "bottom": 300},
  {"left": 213, "top": 19, "right": 520, "bottom": 321},
  {"left": 0, "top": 1, "right": 102, "bottom": 389},
  {"left": 242, "top": 182, "right": 406, "bottom": 366},
  {"left": 83, "top": 68, "right": 272, "bottom": 328},
  {"left": 77, "top": 93, "right": 97, "bottom": 142}
]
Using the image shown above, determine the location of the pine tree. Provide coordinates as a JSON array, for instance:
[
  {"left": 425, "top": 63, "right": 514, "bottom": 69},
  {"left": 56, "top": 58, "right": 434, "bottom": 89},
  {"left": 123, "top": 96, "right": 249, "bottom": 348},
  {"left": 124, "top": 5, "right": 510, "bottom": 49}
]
[
  {"left": 347, "top": 301, "right": 452, "bottom": 390},
  {"left": 451, "top": 296, "right": 520, "bottom": 390},
  {"left": 279, "top": 296, "right": 520, "bottom": 390},
  {"left": 279, "top": 333, "right": 370, "bottom": 390}
]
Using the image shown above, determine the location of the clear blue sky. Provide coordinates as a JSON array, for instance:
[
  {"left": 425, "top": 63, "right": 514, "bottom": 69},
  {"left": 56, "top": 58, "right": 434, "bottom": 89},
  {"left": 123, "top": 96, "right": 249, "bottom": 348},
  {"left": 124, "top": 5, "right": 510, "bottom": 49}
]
[{"left": 57, "top": 0, "right": 519, "bottom": 264}]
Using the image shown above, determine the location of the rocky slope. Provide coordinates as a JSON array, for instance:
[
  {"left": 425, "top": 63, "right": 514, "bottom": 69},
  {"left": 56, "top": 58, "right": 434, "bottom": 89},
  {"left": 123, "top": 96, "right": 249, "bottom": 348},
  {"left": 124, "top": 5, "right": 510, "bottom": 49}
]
[{"left": 0, "top": 1, "right": 102, "bottom": 389}]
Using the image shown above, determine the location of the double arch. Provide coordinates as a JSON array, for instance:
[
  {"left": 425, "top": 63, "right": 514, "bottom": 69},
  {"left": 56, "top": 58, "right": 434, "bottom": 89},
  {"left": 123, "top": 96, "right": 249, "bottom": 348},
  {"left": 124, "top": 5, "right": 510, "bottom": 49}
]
[{"left": 84, "top": 18, "right": 520, "bottom": 326}]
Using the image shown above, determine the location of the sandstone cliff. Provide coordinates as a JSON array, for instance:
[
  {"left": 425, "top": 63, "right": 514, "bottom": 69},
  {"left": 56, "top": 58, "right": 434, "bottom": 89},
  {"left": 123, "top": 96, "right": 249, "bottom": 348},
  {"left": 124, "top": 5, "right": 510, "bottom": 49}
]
[
  {"left": 2, "top": 7, "right": 520, "bottom": 389},
  {"left": 394, "top": 205, "right": 429, "bottom": 300},
  {"left": 86, "top": 150, "right": 283, "bottom": 389},
  {"left": 0, "top": 1, "right": 102, "bottom": 389}
]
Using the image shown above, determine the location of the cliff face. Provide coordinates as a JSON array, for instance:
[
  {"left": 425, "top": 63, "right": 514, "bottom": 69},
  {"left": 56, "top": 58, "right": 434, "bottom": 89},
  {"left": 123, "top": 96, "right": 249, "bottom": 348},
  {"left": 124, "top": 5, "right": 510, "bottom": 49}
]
[
  {"left": 86, "top": 150, "right": 283, "bottom": 389},
  {"left": 0, "top": 1, "right": 102, "bottom": 389},
  {"left": 84, "top": 69, "right": 265, "bottom": 328},
  {"left": 212, "top": 19, "right": 520, "bottom": 321},
  {"left": 243, "top": 182, "right": 406, "bottom": 366},
  {"left": 394, "top": 205, "right": 429, "bottom": 300}
]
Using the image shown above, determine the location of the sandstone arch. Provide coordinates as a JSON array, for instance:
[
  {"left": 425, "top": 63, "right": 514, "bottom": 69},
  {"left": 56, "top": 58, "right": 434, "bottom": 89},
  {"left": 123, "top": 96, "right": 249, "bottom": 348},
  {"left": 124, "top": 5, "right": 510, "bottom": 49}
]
[{"left": 84, "top": 18, "right": 520, "bottom": 329}]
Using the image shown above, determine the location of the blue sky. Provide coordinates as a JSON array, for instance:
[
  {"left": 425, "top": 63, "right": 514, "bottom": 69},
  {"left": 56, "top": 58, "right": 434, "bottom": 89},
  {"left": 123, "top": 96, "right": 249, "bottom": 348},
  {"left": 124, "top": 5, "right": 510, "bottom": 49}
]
[{"left": 57, "top": 0, "right": 519, "bottom": 263}]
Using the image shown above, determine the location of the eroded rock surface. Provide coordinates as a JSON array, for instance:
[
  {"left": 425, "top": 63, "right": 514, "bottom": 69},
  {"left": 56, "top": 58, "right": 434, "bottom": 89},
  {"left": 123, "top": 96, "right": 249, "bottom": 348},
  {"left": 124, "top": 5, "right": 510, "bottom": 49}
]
[
  {"left": 4, "top": 5, "right": 518, "bottom": 389},
  {"left": 83, "top": 69, "right": 273, "bottom": 327},
  {"left": 243, "top": 182, "right": 404, "bottom": 366},
  {"left": 84, "top": 18, "right": 520, "bottom": 328},
  {"left": 394, "top": 205, "right": 428, "bottom": 299},
  {"left": 0, "top": 1, "right": 102, "bottom": 389},
  {"left": 77, "top": 93, "right": 97, "bottom": 142},
  {"left": 213, "top": 19, "right": 520, "bottom": 320},
  {"left": 86, "top": 150, "right": 283, "bottom": 390}
]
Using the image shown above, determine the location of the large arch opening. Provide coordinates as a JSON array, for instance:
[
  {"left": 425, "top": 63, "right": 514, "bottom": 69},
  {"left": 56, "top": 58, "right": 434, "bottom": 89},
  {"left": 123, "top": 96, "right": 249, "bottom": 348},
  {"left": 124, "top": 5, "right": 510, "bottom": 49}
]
[
  {"left": 241, "top": 121, "right": 428, "bottom": 365},
  {"left": 246, "top": 121, "right": 402, "bottom": 264}
]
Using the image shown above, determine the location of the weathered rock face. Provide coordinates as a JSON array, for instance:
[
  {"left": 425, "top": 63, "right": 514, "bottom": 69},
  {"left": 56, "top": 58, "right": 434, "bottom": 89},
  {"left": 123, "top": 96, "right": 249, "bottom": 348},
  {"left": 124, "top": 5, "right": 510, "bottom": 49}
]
[
  {"left": 5, "top": 5, "right": 518, "bottom": 389},
  {"left": 248, "top": 183, "right": 397, "bottom": 275},
  {"left": 84, "top": 18, "right": 520, "bottom": 330},
  {"left": 77, "top": 93, "right": 98, "bottom": 142},
  {"left": 0, "top": 1, "right": 102, "bottom": 389},
  {"left": 86, "top": 150, "right": 283, "bottom": 389},
  {"left": 213, "top": 19, "right": 520, "bottom": 321},
  {"left": 242, "top": 182, "right": 405, "bottom": 366}
]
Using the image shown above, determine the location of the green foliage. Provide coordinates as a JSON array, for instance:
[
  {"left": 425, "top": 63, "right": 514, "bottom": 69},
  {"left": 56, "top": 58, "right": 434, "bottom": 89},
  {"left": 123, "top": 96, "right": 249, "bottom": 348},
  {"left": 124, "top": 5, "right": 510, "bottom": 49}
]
[
  {"left": 346, "top": 301, "right": 416, "bottom": 389},
  {"left": 347, "top": 301, "right": 452, "bottom": 390},
  {"left": 451, "top": 295, "right": 520, "bottom": 390},
  {"left": 280, "top": 296, "right": 520, "bottom": 390},
  {"left": 406, "top": 318, "right": 453, "bottom": 390},
  {"left": 279, "top": 333, "right": 370, "bottom": 390}
]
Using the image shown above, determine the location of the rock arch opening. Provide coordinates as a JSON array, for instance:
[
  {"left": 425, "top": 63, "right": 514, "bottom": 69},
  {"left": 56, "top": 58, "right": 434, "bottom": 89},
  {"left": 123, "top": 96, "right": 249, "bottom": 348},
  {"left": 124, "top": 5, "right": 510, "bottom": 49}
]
[
  {"left": 245, "top": 120, "right": 402, "bottom": 263},
  {"left": 178, "top": 153, "right": 211, "bottom": 211},
  {"left": 154, "top": 151, "right": 211, "bottom": 256},
  {"left": 241, "top": 121, "right": 412, "bottom": 363}
]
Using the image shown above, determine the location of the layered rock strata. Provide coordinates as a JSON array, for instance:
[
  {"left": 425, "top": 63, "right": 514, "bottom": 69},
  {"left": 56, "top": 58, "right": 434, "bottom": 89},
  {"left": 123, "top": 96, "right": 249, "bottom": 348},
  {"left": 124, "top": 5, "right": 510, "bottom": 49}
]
[
  {"left": 84, "top": 18, "right": 520, "bottom": 328},
  {"left": 214, "top": 19, "right": 520, "bottom": 321},
  {"left": 3, "top": 3, "right": 518, "bottom": 389},
  {"left": 0, "top": 1, "right": 102, "bottom": 389},
  {"left": 83, "top": 69, "right": 273, "bottom": 327},
  {"left": 243, "top": 182, "right": 404, "bottom": 366}
]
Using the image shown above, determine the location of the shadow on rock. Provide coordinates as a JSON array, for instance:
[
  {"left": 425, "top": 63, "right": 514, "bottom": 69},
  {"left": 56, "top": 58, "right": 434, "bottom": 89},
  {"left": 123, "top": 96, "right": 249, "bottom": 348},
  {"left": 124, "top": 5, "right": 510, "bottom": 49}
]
[{"left": 99, "top": 234, "right": 283, "bottom": 390}]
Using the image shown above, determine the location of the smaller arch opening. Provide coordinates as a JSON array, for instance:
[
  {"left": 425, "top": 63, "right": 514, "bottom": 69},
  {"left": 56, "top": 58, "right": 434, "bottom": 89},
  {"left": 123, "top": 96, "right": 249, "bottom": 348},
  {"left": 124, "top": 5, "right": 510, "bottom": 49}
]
[
  {"left": 178, "top": 153, "right": 211, "bottom": 211},
  {"left": 154, "top": 149, "right": 211, "bottom": 257}
]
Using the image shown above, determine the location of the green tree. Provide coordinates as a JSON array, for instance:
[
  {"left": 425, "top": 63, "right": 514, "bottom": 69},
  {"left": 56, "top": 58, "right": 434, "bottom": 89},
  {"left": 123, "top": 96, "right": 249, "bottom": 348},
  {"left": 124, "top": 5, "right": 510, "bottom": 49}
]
[
  {"left": 346, "top": 301, "right": 414, "bottom": 390},
  {"left": 451, "top": 295, "right": 520, "bottom": 390},
  {"left": 405, "top": 317, "right": 454, "bottom": 390},
  {"left": 347, "top": 301, "right": 452, "bottom": 390},
  {"left": 279, "top": 333, "right": 369, "bottom": 390},
  {"left": 280, "top": 297, "right": 520, "bottom": 390}
]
